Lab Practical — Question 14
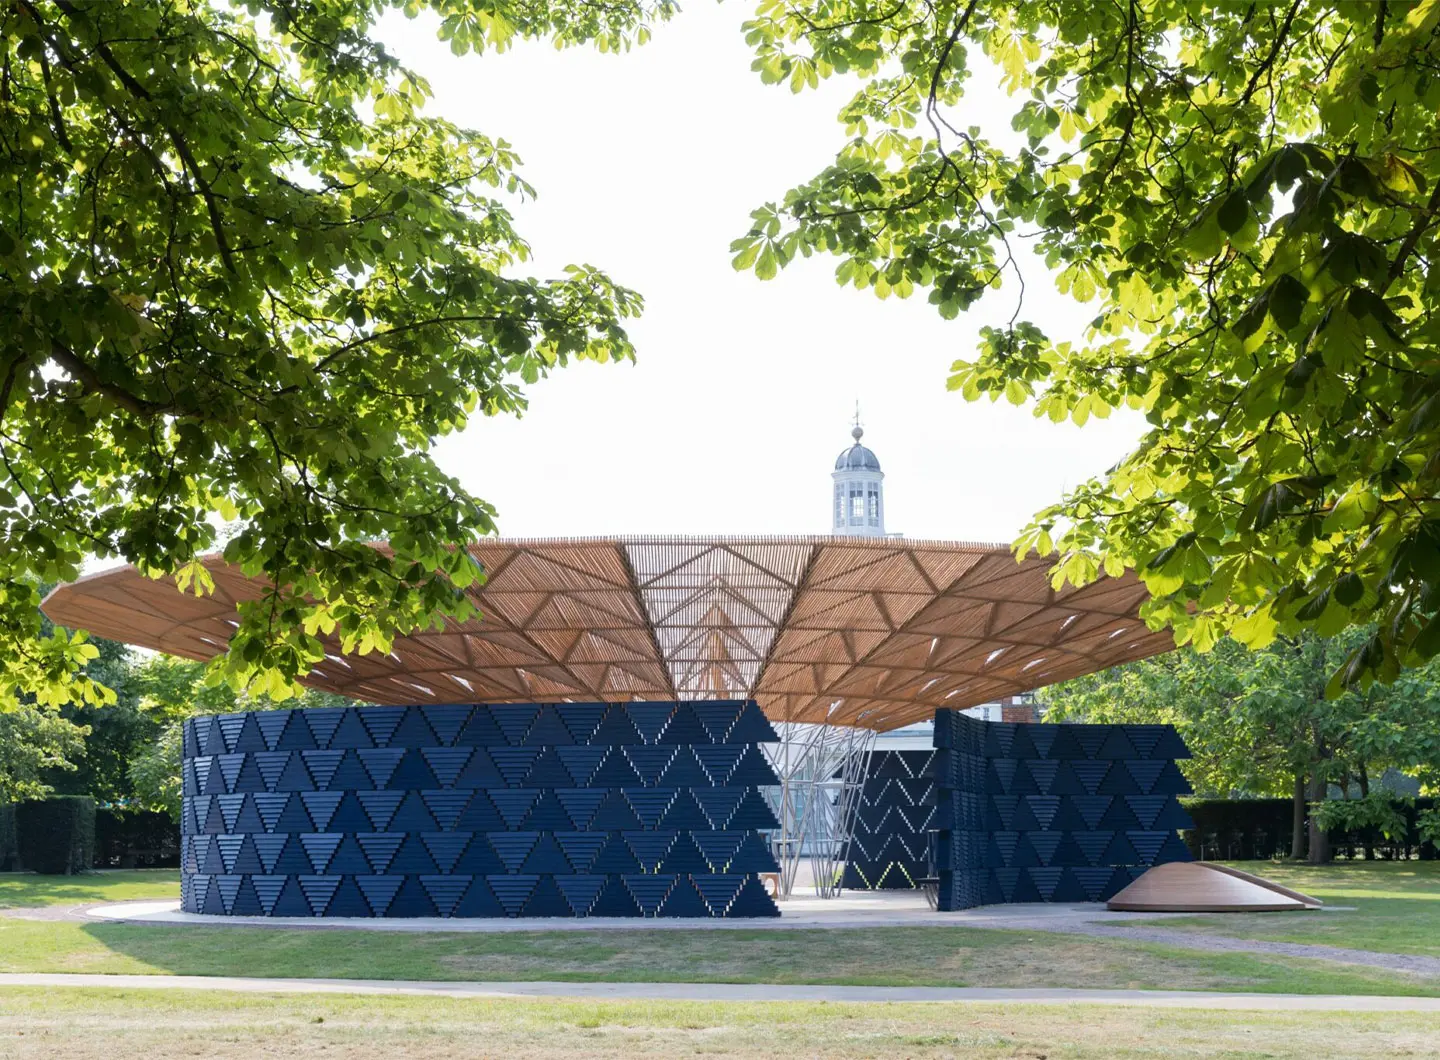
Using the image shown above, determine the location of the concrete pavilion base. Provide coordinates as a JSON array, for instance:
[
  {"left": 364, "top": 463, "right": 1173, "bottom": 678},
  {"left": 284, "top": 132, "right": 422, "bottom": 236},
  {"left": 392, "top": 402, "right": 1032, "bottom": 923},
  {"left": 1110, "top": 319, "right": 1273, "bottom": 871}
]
[{"left": 85, "top": 891, "right": 1208, "bottom": 933}]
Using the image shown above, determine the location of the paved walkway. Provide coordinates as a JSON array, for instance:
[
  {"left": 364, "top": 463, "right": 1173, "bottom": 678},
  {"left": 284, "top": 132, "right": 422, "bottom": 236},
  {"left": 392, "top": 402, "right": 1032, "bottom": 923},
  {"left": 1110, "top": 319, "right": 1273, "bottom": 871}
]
[{"left": 2, "top": 972, "right": 1438, "bottom": 1011}]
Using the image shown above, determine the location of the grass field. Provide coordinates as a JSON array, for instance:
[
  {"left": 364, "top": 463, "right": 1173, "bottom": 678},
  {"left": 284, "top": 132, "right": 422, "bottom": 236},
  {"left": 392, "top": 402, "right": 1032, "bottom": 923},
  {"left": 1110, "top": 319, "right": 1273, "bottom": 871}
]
[
  {"left": 1136, "top": 860, "right": 1440, "bottom": 958},
  {"left": 3, "top": 913, "right": 1437, "bottom": 995},
  {"left": 0, "top": 870, "right": 180, "bottom": 908},
  {"left": 2, "top": 988, "right": 1438, "bottom": 1059},
  {"left": 4, "top": 864, "right": 1440, "bottom": 996}
]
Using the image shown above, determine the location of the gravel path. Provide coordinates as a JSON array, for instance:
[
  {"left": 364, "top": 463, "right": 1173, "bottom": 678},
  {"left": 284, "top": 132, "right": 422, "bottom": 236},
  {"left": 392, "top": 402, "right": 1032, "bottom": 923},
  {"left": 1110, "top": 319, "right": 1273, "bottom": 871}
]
[{"left": 956, "top": 913, "right": 1440, "bottom": 978}]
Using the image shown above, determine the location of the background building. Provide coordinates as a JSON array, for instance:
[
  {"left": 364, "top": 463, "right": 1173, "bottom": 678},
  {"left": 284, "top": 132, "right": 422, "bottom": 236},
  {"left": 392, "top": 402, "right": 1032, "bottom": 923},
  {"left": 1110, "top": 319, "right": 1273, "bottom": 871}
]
[{"left": 833, "top": 418, "right": 1040, "bottom": 753}]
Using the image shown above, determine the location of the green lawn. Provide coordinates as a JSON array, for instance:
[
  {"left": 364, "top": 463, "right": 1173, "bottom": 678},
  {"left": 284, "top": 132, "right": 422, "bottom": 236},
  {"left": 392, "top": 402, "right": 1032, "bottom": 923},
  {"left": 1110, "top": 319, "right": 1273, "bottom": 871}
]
[
  {"left": 1128, "top": 860, "right": 1440, "bottom": 958},
  {"left": 1, "top": 915, "right": 1436, "bottom": 996},
  {"left": 4, "top": 863, "right": 1440, "bottom": 996},
  {"left": 0, "top": 870, "right": 180, "bottom": 908},
  {"left": 2, "top": 988, "right": 1438, "bottom": 1059}
]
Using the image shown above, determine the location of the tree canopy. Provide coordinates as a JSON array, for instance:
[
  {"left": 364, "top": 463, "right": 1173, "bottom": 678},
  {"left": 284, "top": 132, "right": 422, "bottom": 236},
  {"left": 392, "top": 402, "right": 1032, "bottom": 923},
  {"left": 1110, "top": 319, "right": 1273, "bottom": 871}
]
[
  {"left": 1, "top": 0, "right": 673, "bottom": 712},
  {"left": 735, "top": 0, "right": 1440, "bottom": 687}
]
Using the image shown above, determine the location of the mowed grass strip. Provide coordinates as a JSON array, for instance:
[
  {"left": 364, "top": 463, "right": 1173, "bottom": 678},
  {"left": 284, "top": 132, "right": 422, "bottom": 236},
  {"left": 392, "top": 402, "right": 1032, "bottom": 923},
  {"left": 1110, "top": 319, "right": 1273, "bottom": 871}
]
[
  {"left": 3, "top": 988, "right": 1440, "bottom": 1059},
  {"left": 0, "top": 870, "right": 180, "bottom": 909},
  {"left": 1124, "top": 860, "right": 1440, "bottom": 958},
  {"left": 1, "top": 917, "right": 1437, "bottom": 995}
]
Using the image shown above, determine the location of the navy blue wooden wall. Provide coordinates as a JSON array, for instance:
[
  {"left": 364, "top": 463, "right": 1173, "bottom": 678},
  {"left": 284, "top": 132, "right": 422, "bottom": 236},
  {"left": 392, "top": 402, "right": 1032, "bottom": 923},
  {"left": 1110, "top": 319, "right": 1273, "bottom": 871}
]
[
  {"left": 842, "top": 750, "right": 935, "bottom": 890},
  {"left": 933, "top": 711, "right": 1194, "bottom": 910},
  {"left": 180, "top": 701, "right": 783, "bottom": 918}
]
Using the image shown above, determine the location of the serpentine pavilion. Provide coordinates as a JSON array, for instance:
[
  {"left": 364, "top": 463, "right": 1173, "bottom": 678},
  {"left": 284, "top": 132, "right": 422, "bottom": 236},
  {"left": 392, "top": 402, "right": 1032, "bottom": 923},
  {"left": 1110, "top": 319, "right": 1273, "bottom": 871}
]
[{"left": 41, "top": 425, "right": 1199, "bottom": 919}]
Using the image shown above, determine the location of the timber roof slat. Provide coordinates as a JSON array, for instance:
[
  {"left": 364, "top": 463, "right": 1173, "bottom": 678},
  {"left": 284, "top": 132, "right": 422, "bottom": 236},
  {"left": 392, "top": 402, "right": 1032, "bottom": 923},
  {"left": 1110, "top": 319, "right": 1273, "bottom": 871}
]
[{"left": 40, "top": 535, "right": 1174, "bottom": 732}]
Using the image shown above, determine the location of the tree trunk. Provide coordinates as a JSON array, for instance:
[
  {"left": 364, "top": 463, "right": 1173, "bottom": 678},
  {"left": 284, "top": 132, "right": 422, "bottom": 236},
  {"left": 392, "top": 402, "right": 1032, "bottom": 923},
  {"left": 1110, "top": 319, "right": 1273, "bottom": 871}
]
[
  {"left": 1291, "top": 772, "right": 1307, "bottom": 860},
  {"left": 1307, "top": 769, "right": 1332, "bottom": 864},
  {"left": 1359, "top": 764, "right": 1373, "bottom": 860}
]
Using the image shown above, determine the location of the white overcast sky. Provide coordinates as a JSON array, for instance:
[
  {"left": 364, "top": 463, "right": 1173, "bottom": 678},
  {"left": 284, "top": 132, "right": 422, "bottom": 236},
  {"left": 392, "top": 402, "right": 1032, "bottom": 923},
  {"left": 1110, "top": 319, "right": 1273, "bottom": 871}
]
[{"left": 376, "top": 6, "right": 1144, "bottom": 544}]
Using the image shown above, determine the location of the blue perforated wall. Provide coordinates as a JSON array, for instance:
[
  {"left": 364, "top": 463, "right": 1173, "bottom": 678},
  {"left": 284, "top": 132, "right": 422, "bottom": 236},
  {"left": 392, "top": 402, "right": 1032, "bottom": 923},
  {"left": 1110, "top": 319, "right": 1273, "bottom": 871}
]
[
  {"left": 932, "top": 711, "right": 1194, "bottom": 910},
  {"left": 842, "top": 750, "right": 935, "bottom": 890},
  {"left": 180, "top": 701, "right": 783, "bottom": 918}
]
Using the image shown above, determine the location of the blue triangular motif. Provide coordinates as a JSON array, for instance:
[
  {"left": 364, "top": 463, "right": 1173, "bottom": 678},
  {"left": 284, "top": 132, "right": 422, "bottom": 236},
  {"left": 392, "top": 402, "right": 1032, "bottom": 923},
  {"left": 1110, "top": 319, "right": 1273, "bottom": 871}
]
[
  {"left": 726, "top": 701, "right": 778, "bottom": 743},
  {"left": 556, "top": 746, "right": 608, "bottom": 786},
  {"left": 358, "top": 706, "right": 406, "bottom": 747},
  {"left": 522, "top": 705, "right": 573, "bottom": 746},
  {"left": 455, "top": 709, "right": 506, "bottom": 747},
  {"left": 489, "top": 748, "right": 540, "bottom": 786},
  {"left": 693, "top": 701, "right": 743, "bottom": 743},
  {"left": 255, "top": 712, "right": 290, "bottom": 751},
  {"left": 488, "top": 832, "right": 539, "bottom": 872},
  {"left": 521, "top": 833, "right": 573, "bottom": 874},
  {"left": 659, "top": 703, "right": 710, "bottom": 745},
  {"left": 557, "top": 703, "right": 607, "bottom": 743},
  {"left": 488, "top": 789, "right": 539, "bottom": 828},
  {"left": 591, "top": 705, "right": 642, "bottom": 744},
  {"left": 489, "top": 875, "right": 538, "bottom": 915},
  {"left": 592, "top": 832, "right": 643, "bottom": 873},
  {"left": 490, "top": 704, "right": 539, "bottom": 745},
  {"left": 421, "top": 747, "right": 474, "bottom": 787},
  {"left": 421, "top": 704, "right": 473, "bottom": 745},
  {"left": 297, "top": 709, "right": 340, "bottom": 749},
  {"left": 382, "top": 875, "right": 445, "bottom": 917},
  {"left": 657, "top": 876, "right": 712, "bottom": 917},
  {"left": 301, "top": 750, "right": 345, "bottom": 790},
  {"left": 420, "top": 832, "right": 471, "bottom": 873},
  {"left": 421, "top": 789, "right": 473, "bottom": 830},
  {"left": 420, "top": 875, "right": 470, "bottom": 917},
  {"left": 357, "top": 748, "right": 406, "bottom": 789},
  {"left": 356, "top": 791, "right": 404, "bottom": 830},
  {"left": 626, "top": 703, "right": 673, "bottom": 744},
  {"left": 299, "top": 791, "right": 343, "bottom": 830},
  {"left": 553, "top": 874, "right": 605, "bottom": 916},
  {"left": 588, "top": 876, "right": 642, "bottom": 917},
  {"left": 624, "top": 745, "right": 675, "bottom": 784},
  {"left": 658, "top": 747, "right": 711, "bottom": 787},
  {"left": 554, "top": 832, "right": 608, "bottom": 873},
  {"left": 326, "top": 710, "right": 374, "bottom": 750},
  {"left": 692, "top": 832, "right": 744, "bottom": 873},
  {"left": 691, "top": 874, "right": 743, "bottom": 915},
  {"left": 623, "top": 830, "right": 676, "bottom": 872},
  {"left": 693, "top": 788, "right": 745, "bottom": 829},
  {"left": 355, "top": 875, "right": 404, "bottom": 915},
  {"left": 554, "top": 789, "right": 606, "bottom": 829},
  {"left": 388, "top": 706, "right": 438, "bottom": 748}
]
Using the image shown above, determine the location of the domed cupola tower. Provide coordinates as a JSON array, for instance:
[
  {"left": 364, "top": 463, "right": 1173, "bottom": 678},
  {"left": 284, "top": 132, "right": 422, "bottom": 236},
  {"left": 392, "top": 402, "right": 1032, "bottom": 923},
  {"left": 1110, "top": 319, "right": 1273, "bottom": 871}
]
[{"left": 832, "top": 414, "right": 885, "bottom": 537}]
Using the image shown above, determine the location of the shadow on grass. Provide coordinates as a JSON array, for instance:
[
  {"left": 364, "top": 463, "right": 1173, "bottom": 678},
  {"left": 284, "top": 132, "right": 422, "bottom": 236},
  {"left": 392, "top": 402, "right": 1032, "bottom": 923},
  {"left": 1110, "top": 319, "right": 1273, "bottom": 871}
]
[
  {"left": 0, "top": 870, "right": 179, "bottom": 909},
  {"left": 60, "top": 915, "right": 1440, "bottom": 997}
]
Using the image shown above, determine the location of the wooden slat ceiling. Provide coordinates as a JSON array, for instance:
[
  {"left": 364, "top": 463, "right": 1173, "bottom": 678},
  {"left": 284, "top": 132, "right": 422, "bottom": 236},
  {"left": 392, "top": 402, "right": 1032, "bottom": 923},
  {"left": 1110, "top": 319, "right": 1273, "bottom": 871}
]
[{"left": 41, "top": 536, "right": 1175, "bottom": 732}]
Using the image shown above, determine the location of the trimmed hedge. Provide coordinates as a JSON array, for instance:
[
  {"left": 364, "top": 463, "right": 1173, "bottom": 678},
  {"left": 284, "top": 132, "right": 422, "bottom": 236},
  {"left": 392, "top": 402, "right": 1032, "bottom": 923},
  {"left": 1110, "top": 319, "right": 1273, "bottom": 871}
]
[
  {"left": 94, "top": 809, "right": 179, "bottom": 868},
  {"left": 0, "top": 803, "right": 16, "bottom": 871},
  {"left": 1183, "top": 797, "right": 1438, "bottom": 861},
  {"left": 16, "top": 796, "right": 95, "bottom": 874}
]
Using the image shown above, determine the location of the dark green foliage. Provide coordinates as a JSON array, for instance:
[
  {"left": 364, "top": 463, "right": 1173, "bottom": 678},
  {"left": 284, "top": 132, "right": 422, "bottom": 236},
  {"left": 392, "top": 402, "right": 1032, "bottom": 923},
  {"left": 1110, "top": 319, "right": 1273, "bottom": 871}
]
[
  {"left": 3, "top": 0, "right": 671, "bottom": 713},
  {"left": 1183, "top": 797, "right": 1438, "bottom": 861},
  {"left": 94, "top": 809, "right": 178, "bottom": 869},
  {"left": 0, "top": 802, "right": 16, "bottom": 870},
  {"left": 17, "top": 795, "right": 95, "bottom": 875},
  {"left": 737, "top": 0, "right": 1440, "bottom": 686}
]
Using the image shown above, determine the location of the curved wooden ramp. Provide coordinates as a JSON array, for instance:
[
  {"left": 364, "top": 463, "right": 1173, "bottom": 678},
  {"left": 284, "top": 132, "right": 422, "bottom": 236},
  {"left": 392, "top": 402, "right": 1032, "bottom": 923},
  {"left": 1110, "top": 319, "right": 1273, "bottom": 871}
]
[{"left": 1106, "top": 861, "right": 1323, "bottom": 912}]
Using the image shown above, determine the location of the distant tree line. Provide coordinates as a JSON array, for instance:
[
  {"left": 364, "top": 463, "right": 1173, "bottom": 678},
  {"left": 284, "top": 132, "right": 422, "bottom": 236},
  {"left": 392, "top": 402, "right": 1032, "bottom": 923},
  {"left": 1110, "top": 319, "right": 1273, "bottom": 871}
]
[{"left": 3, "top": 629, "right": 351, "bottom": 818}]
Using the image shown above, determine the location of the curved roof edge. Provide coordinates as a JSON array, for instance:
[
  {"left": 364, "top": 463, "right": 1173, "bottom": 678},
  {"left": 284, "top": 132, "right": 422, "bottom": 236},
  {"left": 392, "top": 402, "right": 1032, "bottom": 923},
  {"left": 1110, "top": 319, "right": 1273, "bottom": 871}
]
[{"left": 42, "top": 535, "right": 1173, "bottom": 731}]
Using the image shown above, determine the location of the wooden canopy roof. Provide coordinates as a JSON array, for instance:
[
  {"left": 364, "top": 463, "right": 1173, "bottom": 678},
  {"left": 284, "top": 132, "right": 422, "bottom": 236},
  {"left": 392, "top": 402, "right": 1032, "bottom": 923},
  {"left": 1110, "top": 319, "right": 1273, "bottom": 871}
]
[{"left": 42, "top": 536, "right": 1174, "bottom": 732}]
